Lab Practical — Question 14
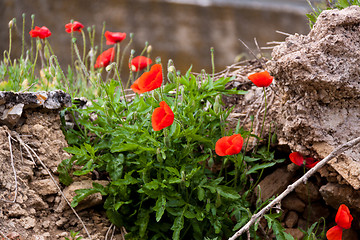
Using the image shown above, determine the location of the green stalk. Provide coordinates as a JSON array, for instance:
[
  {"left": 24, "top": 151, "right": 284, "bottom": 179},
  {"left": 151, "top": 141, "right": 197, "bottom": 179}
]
[
  {"left": 81, "top": 29, "right": 87, "bottom": 64},
  {"left": 210, "top": 47, "right": 215, "bottom": 79},
  {"left": 259, "top": 87, "right": 267, "bottom": 139},
  {"left": 21, "top": 14, "right": 25, "bottom": 58},
  {"left": 8, "top": 20, "right": 13, "bottom": 62},
  {"left": 114, "top": 66, "right": 129, "bottom": 110},
  {"left": 122, "top": 33, "right": 134, "bottom": 87},
  {"left": 30, "top": 14, "right": 35, "bottom": 62},
  {"left": 100, "top": 22, "right": 106, "bottom": 55},
  {"left": 135, "top": 42, "right": 148, "bottom": 80},
  {"left": 32, "top": 40, "right": 39, "bottom": 76}
]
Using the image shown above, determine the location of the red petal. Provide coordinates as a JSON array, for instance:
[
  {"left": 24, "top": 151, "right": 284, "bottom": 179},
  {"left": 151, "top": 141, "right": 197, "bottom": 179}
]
[
  {"left": 248, "top": 71, "right": 273, "bottom": 87},
  {"left": 151, "top": 101, "right": 174, "bottom": 131},
  {"left": 289, "top": 152, "right": 304, "bottom": 166},
  {"left": 335, "top": 204, "right": 353, "bottom": 229},
  {"left": 215, "top": 137, "right": 231, "bottom": 156},
  {"left": 326, "top": 225, "right": 343, "bottom": 240}
]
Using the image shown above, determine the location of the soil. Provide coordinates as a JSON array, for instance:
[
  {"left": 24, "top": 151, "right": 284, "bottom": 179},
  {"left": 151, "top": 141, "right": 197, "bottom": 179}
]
[{"left": 0, "top": 110, "right": 117, "bottom": 240}]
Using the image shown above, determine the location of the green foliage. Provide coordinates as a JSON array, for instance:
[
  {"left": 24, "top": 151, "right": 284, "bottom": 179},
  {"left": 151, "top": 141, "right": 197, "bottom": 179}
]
[
  {"left": 2, "top": 13, "right": 292, "bottom": 240},
  {"left": 59, "top": 65, "right": 287, "bottom": 239},
  {"left": 264, "top": 213, "right": 295, "bottom": 240},
  {"left": 64, "top": 230, "right": 83, "bottom": 240},
  {"left": 300, "top": 218, "right": 327, "bottom": 240}
]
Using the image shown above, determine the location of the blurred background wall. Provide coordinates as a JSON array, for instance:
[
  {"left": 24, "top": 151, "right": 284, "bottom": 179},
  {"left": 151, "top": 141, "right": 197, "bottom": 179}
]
[{"left": 0, "top": 0, "right": 319, "bottom": 74}]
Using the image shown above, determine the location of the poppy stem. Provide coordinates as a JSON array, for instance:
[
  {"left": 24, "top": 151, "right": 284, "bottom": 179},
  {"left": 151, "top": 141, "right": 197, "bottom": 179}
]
[
  {"left": 114, "top": 67, "right": 128, "bottom": 110},
  {"left": 210, "top": 47, "right": 215, "bottom": 79},
  {"left": 259, "top": 87, "right": 267, "bottom": 141},
  {"left": 234, "top": 155, "right": 239, "bottom": 188},
  {"left": 21, "top": 14, "right": 25, "bottom": 58},
  {"left": 115, "top": 42, "right": 121, "bottom": 79},
  {"left": 81, "top": 29, "right": 87, "bottom": 64},
  {"left": 30, "top": 14, "right": 35, "bottom": 62}
]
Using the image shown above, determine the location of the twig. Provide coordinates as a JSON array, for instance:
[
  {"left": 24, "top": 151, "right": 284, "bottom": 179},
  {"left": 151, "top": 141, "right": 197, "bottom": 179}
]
[
  {"left": 0, "top": 230, "right": 10, "bottom": 240},
  {"left": 229, "top": 136, "right": 360, "bottom": 240},
  {"left": 11, "top": 132, "right": 93, "bottom": 240},
  {"left": 1, "top": 132, "right": 18, "bottom": 203},
  {"left": 238, "top": 38, "right": 264, "bottom": 68},
  {"left": 275, "top": 30, "right": 292, "bottom": 36},
  {"left": 105, "top": 223, "right": 114, "bottom": 240}
]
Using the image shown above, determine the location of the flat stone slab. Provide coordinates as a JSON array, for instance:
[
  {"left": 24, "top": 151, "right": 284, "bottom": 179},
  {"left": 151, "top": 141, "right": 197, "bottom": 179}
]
[{"left": 0, "top": 90, "right": 71, "bottom": 127}]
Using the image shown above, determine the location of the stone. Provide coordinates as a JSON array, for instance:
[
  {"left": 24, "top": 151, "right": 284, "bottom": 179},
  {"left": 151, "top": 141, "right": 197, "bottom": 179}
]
[
  {"left": 282, "top": 192, "right": 306, "bottom": 212},
  {"left": 1, "top": 103, "right": 24, "bottom": 126},
  {"left": 302, "top": 202, "right": 330, "bottom": 223},
  {"left": 295, "top": 181, "right": 321, "bottom": 202},
  {"left": 285, "top": 228, "right": 304, "bottom": 240},
  {"left": 267, "top": 5, "right": 360, "bottom": 190},
  {"left": 285, "top": 211, "right": 298, "bottom": 228},
  {"left": 319, "top": 182, "right": 360, "bottom": 212},
  {"left": 56, "top": 180, "right": 108, "bottom": 212},
  {"left": 22, "top": 216, "right": 36, "bottom": 229},
  {"left": 256, "top": 166, "right": 297, "bottom": 201},
  {"left": 31, "top": 179, "right": 58, "bottom": 195}
]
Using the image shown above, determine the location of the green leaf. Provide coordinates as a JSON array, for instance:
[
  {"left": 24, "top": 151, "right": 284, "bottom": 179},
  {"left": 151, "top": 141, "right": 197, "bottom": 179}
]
[
  {"left": 135, "top": 209, "right": 151, "bottom": 238},
  {"left": 111, "top": 143, "right": 139, "bottom": 152},
  {"left": 71, "top": 188, "right": 98, "bottom": 208},
  {"left": 64, "top": 146, "right": 86, "bottom": 156},
  {"left": 197, "top": 187, "right": 205, "bottom": 201},
  {"left": 216, "top": 185, "right": 240, "bottom": 200},
  {"left": 73, "top": 159, "right": 95, "bottom": 176},
  {"left": 106, "top": 154, "right": 124, "bottom": 181},
  {"left": 57, "top": 158, "right": 73, "bottom": 186},
  {"left": 246, "top": 162, "right": 277, "bottom": 175},
  {"left": 171, "top": 214, "right": 184, "bottom": 240},
  {"left": 154, "top": 194, "right": 166, "bottom": 222}
]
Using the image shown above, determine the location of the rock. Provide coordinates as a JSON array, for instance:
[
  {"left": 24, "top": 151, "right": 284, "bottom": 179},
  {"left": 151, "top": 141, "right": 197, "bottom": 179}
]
[
  {"left": 256, "top": 166, "right": 297, "bottom": 201},
  {"left": 22, "top": 216, "right": 36, "bottom": 229},
  {"left": 295, "top": 181, "right": 321, "bottom": 202},
  {"left": 267, "top": 5, "right": 360, "bottom": 190},
  {"left": 56, "top": 180, "right": 108, "bottom": 212},
  {"left": 319, "top": 182, "right": 360, "bottom": 212},
  {"left": 0, "top": 91, "right": 71, "bottom": 128},
  {"left": 302, "top": 202, "right": 330, "bottom": 223},
  {"left": 282, "top": 193, "right": 306, "bottom": 213},
  {"left": 0, "top": 103, "right": 24, "bottom": 126},
  {"left": 343, "top": 228, "right": 359, "bottom": 240},
  {"left": 285, "top": 211, "right": 298, "bottom": 228},
  {"left": 285, "top": 228, "right": 304, "bottom": 240},
  {"left": 31, "top": 179, "right": 58, "bottom": 195}
]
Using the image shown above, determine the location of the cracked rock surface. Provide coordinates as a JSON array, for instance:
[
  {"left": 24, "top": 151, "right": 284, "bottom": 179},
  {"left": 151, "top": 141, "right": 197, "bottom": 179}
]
[{"left": 267, "top": 6, "right": 360, "bottom": 190}]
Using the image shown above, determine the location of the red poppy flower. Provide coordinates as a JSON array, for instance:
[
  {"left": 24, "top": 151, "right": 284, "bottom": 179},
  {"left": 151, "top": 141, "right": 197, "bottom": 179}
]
[
  {"left": 289, "top": 152, "right": 319, "bottom": 169},
  {"left": 215, "top": 134, "right": 244, "bottom": 156},
  {"left": 248, "top": 71, "right": 273, "bottom": 87},
  {"left": 105, "top": 31, "right": 127, "bottom": 45},
  {"left": 335, "top": 204, "right": 353, "bottom": 229},
  {"left": 326, "top": 204, "right": 353, "bottom": 240},
  {"left": 29, "top": 26, "right": 51, "bottom": 39},
  {"left": 289, "top": 152, "right": 304, "bottom": 166},
  {"left": 326, "top": 225, "right": 343, "bottom": 240},
  {"left": 65, "top": 21, "right": 84, "bottom": 33},
  {"left": 131, "top": 64, "right": 162, "bottom": 94},
  {"left": 94, "top": 47, "right": 115, "bottom": 68},
  {"left": 130, "top": 56, "right": 153, "bottom": 72},
  {"left": 305, "top": 157, "right": 319, "bottom": 168},
  {"left": 152, "top": 101, "right": 174, "bottom": 131}
]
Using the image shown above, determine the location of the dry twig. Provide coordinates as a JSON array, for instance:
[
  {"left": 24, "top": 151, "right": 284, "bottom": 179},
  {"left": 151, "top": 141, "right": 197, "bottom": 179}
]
[
  {"left": 229, "top": 136, "right": 360, "bottom": 240},
  {"left": 1, "top": 132, "right": 18, "bottom": 203}
]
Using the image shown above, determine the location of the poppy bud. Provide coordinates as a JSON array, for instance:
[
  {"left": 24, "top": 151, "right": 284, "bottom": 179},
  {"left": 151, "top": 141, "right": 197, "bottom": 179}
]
[
  {"left": 147, "top": 45, "right": 152, "bottom": 54},
  {"left": 8, "top": 19, "right": 15, "bottom": 28},
  {"left": 214, "top": 95, "right": 222, "bottom": 114}
]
